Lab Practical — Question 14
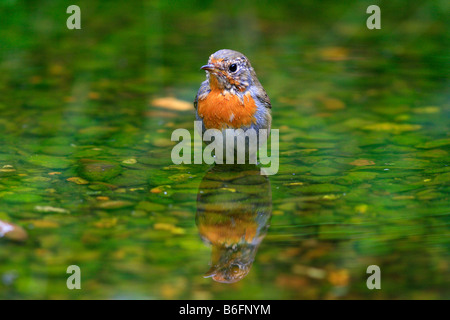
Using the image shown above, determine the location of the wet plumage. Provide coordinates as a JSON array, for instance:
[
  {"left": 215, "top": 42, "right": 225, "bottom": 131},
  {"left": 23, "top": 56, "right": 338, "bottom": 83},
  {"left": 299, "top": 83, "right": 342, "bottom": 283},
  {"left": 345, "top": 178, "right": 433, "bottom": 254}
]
[{"left": 194, "top": 49, "right": 272, "bottom": 134}]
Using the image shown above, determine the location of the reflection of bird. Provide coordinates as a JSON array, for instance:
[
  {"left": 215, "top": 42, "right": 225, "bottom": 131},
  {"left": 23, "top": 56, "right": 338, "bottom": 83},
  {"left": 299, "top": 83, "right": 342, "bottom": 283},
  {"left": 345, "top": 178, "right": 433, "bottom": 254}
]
[
  {"left": 194, "top": 50, "right": 272, "bottom": 160},
  {"left": 196, "top": 164, "right": 272, "bottom": 283}
]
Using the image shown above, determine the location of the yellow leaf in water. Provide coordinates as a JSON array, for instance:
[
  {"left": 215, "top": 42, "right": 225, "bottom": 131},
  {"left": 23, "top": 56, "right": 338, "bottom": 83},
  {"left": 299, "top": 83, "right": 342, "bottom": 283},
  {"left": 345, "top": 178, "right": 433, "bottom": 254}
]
[
  {"left": 122, "top": 158, "right": 137, "bottom": 164},
  {"left": 319, "top": 97, "right": 346, "bottom": 110},
  {"left": 284, "top": 182, "right": 304, "bottom": 186},
  {"left": 150, "top": 185, "right": 171, "bottom": 194},
  {"left": 130, "top": 187, "right": 145, "bottom": 192},
  {"left": 160, "top": 284, "right": 178, "bottom": 299},
  {"left": 49, "top": 64, "right": 64, "bottom": 75},
  {"left": 151, "top": 97, "right": 192, "bottom": 111},
  {"left": 67, "top": 177, "right": 89, "bottom": 185},
  {"left": 169, "top": 173, "right": 196, "bottom": 182},
  {"left": 328, "top": 269, "right": 349, "bottom": 286},
  {"left": 154, "top": 223, "right": 175, "bottom": 231},
  {"left": 413, "top": 106, "right": 440, "bottom": 114},
  {"left": 153, "top": 138, "right": 175, "bottom": 148},
  {"left": 171, "top": 227, "right": 185, "bottom": 235},
  {"left": 1, "top": 165, "right": 15, "bottom": 172},
  {"left": 319, "top": 47, "right": 349, "bottom": 61},
  {"left": 26, "top": 220, "right": 59, "bottom": 228},
  {"left": 293, "top": 265, "right": 327, "bottom": 279},
  {"left": 35, "top": 206, "right": 69, "bottom": 214},
  {"left": 94, "top": 218, "right": 118, "bottom": 228},
  {"left": 393, "top": 195, "right": 415, "bottom": 200},
  {"left": 150, "top": 187, "right": 162, "bottom": 194},
  {"left": 192, "top": 291, "right": 212, "bottom": 300},
  {"left": 96, "top": 200, "right": 133, "bottom": 209},
  {"left": 323, "top": 194, "right": 340, "bottom": 200},
  {"left": 349, "top": 159, "right": 375, "bottom": 166},
  {"left": 88, "top": 92, "right": 100, "bottom": 100},
  {"left": 276, "top": 275, "right": 308, "bottom": 288},
  {"left": 355, "top": 204, "right": 368, "bottom": 213},
  {"left": 154, "top": 223, "right": 185, "bottom": 235},
  {"left": 363, "top": 122, "right": 421, "bottom": 133}
]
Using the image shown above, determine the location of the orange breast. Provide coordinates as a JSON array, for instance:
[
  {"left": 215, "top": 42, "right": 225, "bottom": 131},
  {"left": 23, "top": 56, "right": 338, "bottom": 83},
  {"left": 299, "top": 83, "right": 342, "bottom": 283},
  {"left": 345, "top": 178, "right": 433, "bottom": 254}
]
[
  {"left": 198, "top": 90, "right": 257, "bottom": 129},
  {"left": 198, "top": 218, "right": 258, "bottom": 245}
]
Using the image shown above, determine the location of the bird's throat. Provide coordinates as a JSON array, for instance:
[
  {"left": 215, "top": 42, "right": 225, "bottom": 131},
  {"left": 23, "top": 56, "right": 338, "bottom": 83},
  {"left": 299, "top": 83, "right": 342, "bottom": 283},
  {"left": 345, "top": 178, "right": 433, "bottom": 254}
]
[{"left": 209, "top": 74, "right": 222, "bottom": 90}]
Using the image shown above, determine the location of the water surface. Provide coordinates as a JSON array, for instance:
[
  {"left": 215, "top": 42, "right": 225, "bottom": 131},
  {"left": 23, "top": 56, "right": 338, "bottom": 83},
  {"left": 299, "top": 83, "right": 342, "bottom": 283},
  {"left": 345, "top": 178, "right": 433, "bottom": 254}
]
[{"left": 0, "top": 0, "right": 448, "bottom": 299}]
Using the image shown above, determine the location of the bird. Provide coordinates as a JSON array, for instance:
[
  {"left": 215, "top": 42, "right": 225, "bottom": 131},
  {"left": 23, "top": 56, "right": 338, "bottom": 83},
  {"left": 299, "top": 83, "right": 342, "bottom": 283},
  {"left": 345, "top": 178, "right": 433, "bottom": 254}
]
[
  {"left": 194, "top": 49, "right": 271, "bottom": 162},
  {"left": 196, "top": 164, "right": 272, "bottom": 283}
]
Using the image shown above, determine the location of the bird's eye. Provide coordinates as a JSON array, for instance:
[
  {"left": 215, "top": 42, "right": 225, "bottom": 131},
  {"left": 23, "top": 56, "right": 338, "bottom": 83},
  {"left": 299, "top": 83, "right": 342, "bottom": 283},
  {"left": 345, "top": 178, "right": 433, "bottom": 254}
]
[{"left": 228, "top": 63, "right": 237, "bottom": 72}]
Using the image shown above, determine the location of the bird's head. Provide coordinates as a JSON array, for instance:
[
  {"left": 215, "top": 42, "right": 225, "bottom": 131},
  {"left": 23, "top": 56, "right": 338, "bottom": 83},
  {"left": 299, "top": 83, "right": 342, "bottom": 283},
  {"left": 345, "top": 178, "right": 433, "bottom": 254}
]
[{"left": 201, "top": 49, "right": 254, "bottom": 92}]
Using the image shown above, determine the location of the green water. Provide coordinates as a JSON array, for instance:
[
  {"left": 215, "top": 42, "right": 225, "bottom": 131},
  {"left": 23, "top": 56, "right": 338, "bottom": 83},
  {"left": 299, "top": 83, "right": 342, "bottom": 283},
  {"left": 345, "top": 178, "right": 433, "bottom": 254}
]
[{"left": 0, "top": 0, "right": 448, "bottom": 299}]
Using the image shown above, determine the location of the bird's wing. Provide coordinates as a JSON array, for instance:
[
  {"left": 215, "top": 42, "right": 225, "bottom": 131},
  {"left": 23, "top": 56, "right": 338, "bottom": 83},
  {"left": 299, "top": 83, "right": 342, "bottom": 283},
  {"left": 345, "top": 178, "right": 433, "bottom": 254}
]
[
  {"left": 194, "top": 80, "right": 210, "bottom": 110},
  {"left": 250, "top": 68, "right": 271, "bottom": 109},
  {"left": 256, "top": 88, "right": 272, "bottom": 109}
]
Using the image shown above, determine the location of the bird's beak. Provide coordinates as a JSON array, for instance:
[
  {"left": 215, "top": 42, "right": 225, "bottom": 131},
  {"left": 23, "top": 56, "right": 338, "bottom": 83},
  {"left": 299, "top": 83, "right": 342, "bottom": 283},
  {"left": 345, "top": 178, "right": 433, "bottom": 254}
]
[{"left": 201, "top": 64, "right": 217, "bottom": 72}]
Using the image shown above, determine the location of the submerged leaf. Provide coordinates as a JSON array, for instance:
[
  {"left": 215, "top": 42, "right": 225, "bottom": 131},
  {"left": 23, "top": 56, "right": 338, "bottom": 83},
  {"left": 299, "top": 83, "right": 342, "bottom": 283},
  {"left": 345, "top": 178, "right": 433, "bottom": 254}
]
[
  {"left": 67, "top": 177, "right": 89, "bottom": 185},
  {"left": 151, "top": 97, "right": 192, "bottom": 111},
  {"left": 0, "top": 220, "right": 28, "bottom": 242},
  {"left": 349, "top": 159, "right": 375, "bottom": 166},
  {"left": 363, "top": 123, "right": 421, "bottom": 133}
]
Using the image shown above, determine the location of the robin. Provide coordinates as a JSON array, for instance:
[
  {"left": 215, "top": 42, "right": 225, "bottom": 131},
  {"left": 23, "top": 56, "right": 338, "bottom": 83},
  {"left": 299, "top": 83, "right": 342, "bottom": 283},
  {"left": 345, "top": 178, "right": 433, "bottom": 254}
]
[
  {"left": 194, "top": 49, "right": 271, "bottom": 161},
  {"left": 196, "top": 164, "right": 272, "bottom": 283}
]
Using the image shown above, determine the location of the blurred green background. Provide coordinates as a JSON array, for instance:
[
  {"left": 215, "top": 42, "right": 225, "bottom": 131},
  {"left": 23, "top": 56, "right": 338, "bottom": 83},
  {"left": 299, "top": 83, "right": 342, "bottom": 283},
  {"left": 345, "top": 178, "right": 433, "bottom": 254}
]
[{"left": 0, "top": 0, "right": 448, "bottom": 299}]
